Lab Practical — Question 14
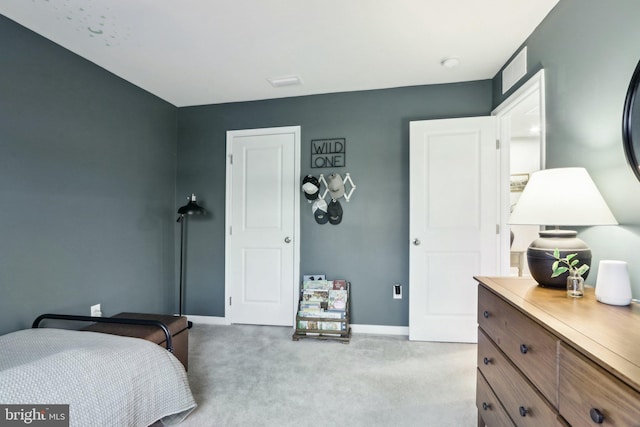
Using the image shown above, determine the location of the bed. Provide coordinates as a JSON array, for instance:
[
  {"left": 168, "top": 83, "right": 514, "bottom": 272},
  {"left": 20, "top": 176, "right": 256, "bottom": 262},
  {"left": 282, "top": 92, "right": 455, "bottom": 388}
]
[{"left": 0, "top": 326, "right": 196, "bottom": 426}]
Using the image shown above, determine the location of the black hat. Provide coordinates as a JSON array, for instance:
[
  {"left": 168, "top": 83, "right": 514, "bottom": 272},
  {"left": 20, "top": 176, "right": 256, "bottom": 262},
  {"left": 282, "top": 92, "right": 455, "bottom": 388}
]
[
  {"left": 301, "top": 175, "right": 320, "bottom": 201},
  {"left": 327, "top": 200, "right": 343, "bottom": 225}
]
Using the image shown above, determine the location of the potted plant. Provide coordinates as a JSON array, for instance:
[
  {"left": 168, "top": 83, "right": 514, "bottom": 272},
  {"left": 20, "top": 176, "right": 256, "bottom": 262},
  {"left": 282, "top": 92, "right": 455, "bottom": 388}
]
[{"left": 549, "top": 248, "right": 589, "bottom": 297}]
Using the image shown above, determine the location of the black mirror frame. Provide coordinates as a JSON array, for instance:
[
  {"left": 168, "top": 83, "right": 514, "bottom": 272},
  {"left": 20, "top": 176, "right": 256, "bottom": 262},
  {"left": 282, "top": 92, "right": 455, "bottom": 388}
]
[{"left": 623, "top": 59, "right": 640, "bottom": 182}]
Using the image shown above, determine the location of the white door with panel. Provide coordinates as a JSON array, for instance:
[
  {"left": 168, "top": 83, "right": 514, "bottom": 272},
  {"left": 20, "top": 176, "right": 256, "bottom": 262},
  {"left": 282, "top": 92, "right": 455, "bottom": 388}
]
[
  {"left": 225, "top": 126, "right": 300, "bottom": 326},
  {"left": 409, "top": 117, "right": 498, "bottom": 342}
]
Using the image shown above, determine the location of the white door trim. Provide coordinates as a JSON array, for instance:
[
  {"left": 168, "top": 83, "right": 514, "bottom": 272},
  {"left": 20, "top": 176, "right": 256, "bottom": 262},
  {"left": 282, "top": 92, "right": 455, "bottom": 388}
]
[
  {"left": 492, "top": 69, "right": 546, "bottom": 275},
  {"left": 224, "top": 126, "right": 301, "bottom": 325}
]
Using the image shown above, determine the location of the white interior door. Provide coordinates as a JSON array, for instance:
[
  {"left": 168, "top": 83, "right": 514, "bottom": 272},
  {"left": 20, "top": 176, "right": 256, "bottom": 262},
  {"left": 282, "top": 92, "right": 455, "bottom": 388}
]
[
  {"left": 409, "top": 117, "right": 498, "bottom": 343},
  {"left": 225, "top": 126, "right": 300, "bottom": 326}
]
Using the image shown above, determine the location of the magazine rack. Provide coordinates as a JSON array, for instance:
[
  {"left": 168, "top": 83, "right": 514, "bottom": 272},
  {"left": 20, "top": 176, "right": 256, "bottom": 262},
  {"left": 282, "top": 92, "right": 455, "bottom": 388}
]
[{"left": 292, "top": 281, "right": 351, "bottom": 343}]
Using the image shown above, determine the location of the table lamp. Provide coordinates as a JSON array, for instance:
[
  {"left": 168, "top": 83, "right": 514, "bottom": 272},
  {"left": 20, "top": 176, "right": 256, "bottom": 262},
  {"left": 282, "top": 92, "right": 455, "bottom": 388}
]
[{"left": 509, "top": 168, "right": 617, "bottom": 287}]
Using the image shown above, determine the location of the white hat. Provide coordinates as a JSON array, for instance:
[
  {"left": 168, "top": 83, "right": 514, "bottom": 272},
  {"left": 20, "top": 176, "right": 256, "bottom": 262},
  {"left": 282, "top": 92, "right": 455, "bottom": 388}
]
[
  {"left": 327, "top": 173, "right": 345, "bottom": 200},
  {"left": 312, "top": 199, "right": 329, "bottom": 224}
]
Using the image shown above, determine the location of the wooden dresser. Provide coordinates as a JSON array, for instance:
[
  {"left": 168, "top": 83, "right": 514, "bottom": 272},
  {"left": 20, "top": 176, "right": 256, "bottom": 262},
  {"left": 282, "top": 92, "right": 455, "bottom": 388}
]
[{"left": 475, "top": 276, "right": 640, "bottom": 427}]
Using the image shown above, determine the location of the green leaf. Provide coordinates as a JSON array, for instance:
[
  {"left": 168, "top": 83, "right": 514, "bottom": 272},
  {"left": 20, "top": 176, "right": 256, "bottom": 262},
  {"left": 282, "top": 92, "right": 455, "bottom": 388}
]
[
  {"left": 570, "top": 259, "right": 580, "bottom": 267},
  {"left": 566, "top": 253, "right": 578, "bottom": 261},
  {"left": 551, "top": 266, "right": 569, "bottom": 278},
  {"left": 576, "top": 265, "right": 590, "bottom": 276},
  {"left": 552, "top": 261, "right": 559, "bottom": 271},
  {"left": 553, "top": 248, "right": 560, "bottom": 259}
]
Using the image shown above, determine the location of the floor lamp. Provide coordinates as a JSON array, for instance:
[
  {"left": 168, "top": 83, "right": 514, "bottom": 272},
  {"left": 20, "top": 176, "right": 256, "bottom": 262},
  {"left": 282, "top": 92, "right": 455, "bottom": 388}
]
[{"left": 177, "top": 194, "right": 205, "bottom": 324}]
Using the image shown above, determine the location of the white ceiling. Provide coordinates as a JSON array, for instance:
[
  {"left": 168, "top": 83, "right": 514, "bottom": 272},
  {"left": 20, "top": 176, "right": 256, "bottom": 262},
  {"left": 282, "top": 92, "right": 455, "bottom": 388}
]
[{"left": 0, "top": 0, "right": 559, "bottom": 107}]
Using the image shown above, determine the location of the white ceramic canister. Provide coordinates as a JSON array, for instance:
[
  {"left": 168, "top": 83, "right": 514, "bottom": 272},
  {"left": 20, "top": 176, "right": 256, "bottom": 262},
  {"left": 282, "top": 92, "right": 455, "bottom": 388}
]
[{"left": 595, "top": 260, "right": 632, "bottom": 306}]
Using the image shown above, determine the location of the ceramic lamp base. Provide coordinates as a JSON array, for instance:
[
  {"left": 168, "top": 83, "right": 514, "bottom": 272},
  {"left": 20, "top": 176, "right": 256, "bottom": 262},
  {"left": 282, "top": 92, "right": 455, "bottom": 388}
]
[{"left": 526, "top": 230, "right": 592, "bottom": 288}]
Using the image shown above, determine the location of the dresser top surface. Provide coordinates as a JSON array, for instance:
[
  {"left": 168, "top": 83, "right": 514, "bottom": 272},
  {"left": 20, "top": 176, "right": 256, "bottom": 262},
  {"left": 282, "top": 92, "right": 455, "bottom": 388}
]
[{"left": 475, "top": 276, "right": 640, "bottom": 391}]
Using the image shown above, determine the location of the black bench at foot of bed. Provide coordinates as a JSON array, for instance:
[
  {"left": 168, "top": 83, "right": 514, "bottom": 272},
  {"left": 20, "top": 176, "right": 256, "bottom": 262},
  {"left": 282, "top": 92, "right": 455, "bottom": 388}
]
[
  {"left": 33, "top": 312, "right": 189, "bottom": 370},
  {"left": 82, "top": 312, "right": 189, "bottom": 370}
]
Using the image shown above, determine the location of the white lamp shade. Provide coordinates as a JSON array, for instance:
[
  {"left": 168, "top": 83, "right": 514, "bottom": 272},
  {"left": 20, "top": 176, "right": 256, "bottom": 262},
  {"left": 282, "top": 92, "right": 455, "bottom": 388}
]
[
  {"left": 509, "top": 167, "right": 618, "bottom": 226},
  {"left": 595, "top": 260, "right": 632, "bottom": 306}
]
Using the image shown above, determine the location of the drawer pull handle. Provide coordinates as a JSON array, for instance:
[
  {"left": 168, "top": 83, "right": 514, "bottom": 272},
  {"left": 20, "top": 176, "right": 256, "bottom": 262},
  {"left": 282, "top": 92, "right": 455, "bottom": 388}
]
[
  {"left": 520, "top": 344, "right": 529, "bottom": 354},
  {"left": 483, "top": 357, "right": 492, "bottom": 365},
  {"left": 590, "top": 408, "right": 604, "bottom": 424},
  {"left": 519, "top": 406, "right": 528, "bottom": 417},
  {"left": 483, "top": 310, "right": 490, "bottom": 318},
  {"left": 482, "top": 402, "right": 491, "bottom": 411}
]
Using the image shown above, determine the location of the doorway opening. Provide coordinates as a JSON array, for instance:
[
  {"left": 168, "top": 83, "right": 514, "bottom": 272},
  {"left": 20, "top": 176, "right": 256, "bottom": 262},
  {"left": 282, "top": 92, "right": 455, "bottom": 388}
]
[{"left": 493, "top": 69, "right": 546, "bottom": 276}]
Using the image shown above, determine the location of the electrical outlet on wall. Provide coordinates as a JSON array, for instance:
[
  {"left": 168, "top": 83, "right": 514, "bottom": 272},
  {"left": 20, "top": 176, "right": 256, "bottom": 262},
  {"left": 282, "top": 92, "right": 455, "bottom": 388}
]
[
  {"left": 90, "top": 304, "right": 102, "bottom": 317},
  {"left": 393, "top": 284, "right": 402, "bottom": 299}
]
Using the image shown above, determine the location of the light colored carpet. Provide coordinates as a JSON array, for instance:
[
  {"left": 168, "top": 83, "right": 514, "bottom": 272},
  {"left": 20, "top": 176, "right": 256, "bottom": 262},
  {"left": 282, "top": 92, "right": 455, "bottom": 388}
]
[{"left": 181, "top": 324, "right": 477, "bottom": 427}]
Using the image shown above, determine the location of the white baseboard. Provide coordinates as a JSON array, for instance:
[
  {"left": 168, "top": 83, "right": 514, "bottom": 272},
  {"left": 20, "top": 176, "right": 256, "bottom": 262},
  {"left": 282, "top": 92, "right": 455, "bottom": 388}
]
[
  {"left": 350, "top": 324, "right": 409, "bottom": 336},
  {"left": 184, "top": 315, "right": 230, "bottom": 326},
  {"left": 182, "top": 315, "right": 409, "bottom": 337}
]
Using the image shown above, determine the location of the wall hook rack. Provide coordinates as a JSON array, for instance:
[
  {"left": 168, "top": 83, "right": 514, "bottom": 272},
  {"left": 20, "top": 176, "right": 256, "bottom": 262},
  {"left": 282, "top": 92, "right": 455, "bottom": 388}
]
[{"left": 318, "top": 172, "right": 356, "bottom": 202}]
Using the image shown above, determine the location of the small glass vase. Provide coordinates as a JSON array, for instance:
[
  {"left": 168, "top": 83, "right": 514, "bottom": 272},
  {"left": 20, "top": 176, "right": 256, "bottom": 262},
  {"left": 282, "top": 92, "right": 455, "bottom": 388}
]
[{"left": 567, "top": 273, "right": 584, "bottom": 298}]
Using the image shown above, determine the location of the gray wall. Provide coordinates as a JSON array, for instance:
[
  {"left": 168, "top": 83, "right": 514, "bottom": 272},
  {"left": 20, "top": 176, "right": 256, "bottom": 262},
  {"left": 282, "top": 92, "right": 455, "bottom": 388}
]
[
  {"left": 6, "top": 0, "right": 639, "bottom": 334},
  {"left": 493, "top": 0, "right": 640, "bottom": 295},
  {"left": 177, "top": 82, "right": 493, "bottom": 326},
  {"left": 0, "top": 16, "right": 178, "bottom": 335}
]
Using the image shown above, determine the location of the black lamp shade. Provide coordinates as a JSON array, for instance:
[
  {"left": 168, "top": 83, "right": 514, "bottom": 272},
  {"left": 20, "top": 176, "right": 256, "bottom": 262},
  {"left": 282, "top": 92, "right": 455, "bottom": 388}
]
[{"left": 178, "top": 194, "right": 205, "bottom": 215}]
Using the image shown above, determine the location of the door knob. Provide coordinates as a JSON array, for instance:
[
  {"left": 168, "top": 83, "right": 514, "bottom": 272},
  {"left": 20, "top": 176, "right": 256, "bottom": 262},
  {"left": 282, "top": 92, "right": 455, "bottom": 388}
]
[
  {"left": 412, "top": 238, "right": 421, "bottom": 246},
  {"left": 284, "top": 236, "right": 291, "bottom": 243}
]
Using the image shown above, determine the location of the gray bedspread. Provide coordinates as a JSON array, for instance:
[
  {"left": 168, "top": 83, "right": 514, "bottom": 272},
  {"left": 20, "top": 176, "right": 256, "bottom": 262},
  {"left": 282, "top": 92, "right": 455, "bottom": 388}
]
[{"left": 0, "top": 328, "right": 196, "bottom": 426}]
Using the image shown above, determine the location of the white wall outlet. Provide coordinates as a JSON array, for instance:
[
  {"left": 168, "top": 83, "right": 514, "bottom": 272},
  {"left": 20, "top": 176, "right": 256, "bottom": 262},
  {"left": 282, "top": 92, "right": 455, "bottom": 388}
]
[
  {"left": 90, "top": 304, "right": 102, "bottom": 317},
  {"left": 393, "top": 284, "right": 402, "bottom": 300}
]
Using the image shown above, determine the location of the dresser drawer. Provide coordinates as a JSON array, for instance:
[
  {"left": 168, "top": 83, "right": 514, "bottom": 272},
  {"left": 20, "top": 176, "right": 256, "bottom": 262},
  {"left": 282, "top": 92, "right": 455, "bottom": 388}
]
[
  {"left": 478, "top": 285, "right": 558, "bottom": 405},
  {"left": 559, "top": 343, "right": 640, "bottom": 426},
  {"left": 477, "top": 369, "right": 515, "bottom": 427},
  {"left": 478, "top": 329, "right": 561, "bottom": 427}
]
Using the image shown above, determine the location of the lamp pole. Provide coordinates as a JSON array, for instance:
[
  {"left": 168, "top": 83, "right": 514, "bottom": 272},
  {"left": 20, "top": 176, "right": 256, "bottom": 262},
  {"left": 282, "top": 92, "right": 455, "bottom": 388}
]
[
  {"left": 176, "top": 194, "right": 205, "bottom": 319},
  {"left": 177, "top": 213, "right": 186, "bottom": 317}
]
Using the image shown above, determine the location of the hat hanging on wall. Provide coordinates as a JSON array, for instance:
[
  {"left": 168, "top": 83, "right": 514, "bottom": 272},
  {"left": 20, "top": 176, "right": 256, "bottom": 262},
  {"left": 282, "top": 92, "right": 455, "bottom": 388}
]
[
  {"left": 302, "top": 175, "right": 320, "bottom": 202},
  {"left": 312, "top": 198, "right": 329, "bottom": 224},
  {"left": 317, "top": 172, "right": 356, "bottom": 202},
  {"left": 327, "top": 173, "right": 345, "bottom": 200},
  {"left": 327, "top": 199, "right": 343, "bottom": 225}
]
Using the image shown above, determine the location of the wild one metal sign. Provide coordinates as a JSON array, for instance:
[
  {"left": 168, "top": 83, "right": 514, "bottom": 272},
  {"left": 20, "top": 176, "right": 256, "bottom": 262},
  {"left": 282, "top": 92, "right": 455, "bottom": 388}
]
[{"left": 311, "top": 138, "right": 346, "bottom": 168}]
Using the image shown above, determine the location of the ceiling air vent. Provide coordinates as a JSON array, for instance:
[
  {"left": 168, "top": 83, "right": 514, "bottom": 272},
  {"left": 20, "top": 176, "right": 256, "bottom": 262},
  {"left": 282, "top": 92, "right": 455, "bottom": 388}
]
[
  {"left": 267, "top": 75, "right": 302, "bottom": 88},
  {"left": 502, "top": 46, "right": 527, "bottom": 94}
]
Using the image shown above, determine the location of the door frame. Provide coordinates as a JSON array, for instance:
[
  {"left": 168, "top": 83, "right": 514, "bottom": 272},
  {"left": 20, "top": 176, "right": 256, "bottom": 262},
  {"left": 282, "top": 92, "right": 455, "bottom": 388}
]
[
  {"left": 224, "top": 126, "right": 301, "bottom": 325},
  {"left": 492, "top": 69, "right": 546, "bottom": 275}
]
